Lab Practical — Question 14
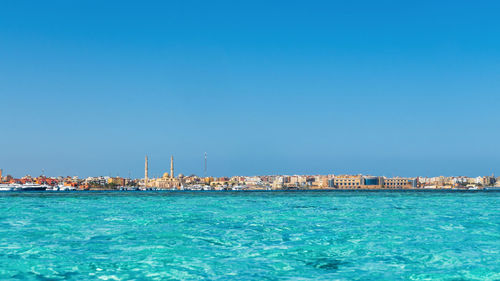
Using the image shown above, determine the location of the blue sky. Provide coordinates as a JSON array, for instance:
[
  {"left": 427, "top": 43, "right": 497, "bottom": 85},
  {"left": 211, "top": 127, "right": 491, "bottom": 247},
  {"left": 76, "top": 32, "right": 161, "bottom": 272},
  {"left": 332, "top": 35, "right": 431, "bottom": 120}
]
[{"left": 1, "top": 0, "right": 499, "bottom": 178}]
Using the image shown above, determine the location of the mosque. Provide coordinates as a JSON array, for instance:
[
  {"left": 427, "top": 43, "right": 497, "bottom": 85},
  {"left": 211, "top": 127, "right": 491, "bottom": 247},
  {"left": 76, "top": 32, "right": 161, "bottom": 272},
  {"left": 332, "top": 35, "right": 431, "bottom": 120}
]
[{"left": 144, "top": 155, "right": 182, "bottom": 189}]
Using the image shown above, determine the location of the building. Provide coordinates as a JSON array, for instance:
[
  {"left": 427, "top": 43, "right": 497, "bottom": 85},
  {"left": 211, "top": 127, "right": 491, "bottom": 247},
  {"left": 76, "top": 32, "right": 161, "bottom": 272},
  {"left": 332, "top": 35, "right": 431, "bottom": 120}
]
[
  {"left": 272, "top": 176, "right": 284, "bottom": 190},
  {"left": 332, "top": 175, "right": 363, "bottom": 189},
  {"left": 210, "top": 177, "right": 230, "bottom": 189},
  {"left": 362, "top": 176, "right": 384, "bottom": 188},
  {"left": 482, "top": 175, "right": 496, "bottom": 186},
  {"left": 146, "top": 155, "right": 181, "bottom": 189},
  {"left": 382, "top": 177, "right": 415, "bottom": 189},
  {"left": 149, "top": 173, "right": 181, "bottom": 189},
  {"left": 305, "top": 175, "right": 331, "bottom": 189},
  {"left": 108, "top": 177, "right": 125, "bottom": 186},
  {"left": 84, "top": 176, "right": 108, "bottom": 186},
  {"left": 330, "top": 175, "right": 415, "bottom": 189}
]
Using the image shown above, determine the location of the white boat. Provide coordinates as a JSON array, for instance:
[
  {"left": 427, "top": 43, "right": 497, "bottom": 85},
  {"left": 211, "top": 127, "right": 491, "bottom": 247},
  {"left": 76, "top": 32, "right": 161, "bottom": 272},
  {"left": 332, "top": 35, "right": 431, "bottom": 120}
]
[
  {"left": 58, "top": 184, "right": 76, "bottom": 191},
  {"left": 46, "top": 185, "right": 60, "bottom": 191},
  {"left": 189, "top": 185, "right": 204, "bottom": 191},
  {"left": 17, "top": 183, "right": 47, "bottom": 191},
  {"left": 466, "top": 185, "right": 479, "bottom": 190},
  {"left": 0, "top": 184, "right": 16, "bottom": 191}
]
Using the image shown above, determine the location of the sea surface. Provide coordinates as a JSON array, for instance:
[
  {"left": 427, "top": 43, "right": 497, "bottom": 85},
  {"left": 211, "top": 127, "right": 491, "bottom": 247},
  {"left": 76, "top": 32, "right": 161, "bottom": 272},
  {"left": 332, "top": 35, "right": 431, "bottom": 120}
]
[{"left": 0, "top": 191, "right": 498, "bottom": 281}]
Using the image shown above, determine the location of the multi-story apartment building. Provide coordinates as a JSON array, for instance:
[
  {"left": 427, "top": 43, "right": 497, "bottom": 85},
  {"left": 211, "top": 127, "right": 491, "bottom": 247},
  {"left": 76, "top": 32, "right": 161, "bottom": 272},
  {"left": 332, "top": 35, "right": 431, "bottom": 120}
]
[
  {"left": 272, "top": 176, "right": 284, "bottom": 190},
  {"left": 85, "top": 176, "right": 108, "bottom": 186}
]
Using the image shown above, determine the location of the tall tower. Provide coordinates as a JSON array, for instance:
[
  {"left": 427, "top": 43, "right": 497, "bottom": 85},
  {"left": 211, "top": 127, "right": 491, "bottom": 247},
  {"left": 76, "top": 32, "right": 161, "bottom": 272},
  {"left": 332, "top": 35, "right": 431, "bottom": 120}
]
[
  {"left": 145, "top": 156, "right": 149, "bottom": 185},
  {"left": 170, "top": 155, "right": 174, "bottom": 179},
  {"left": 204, "top": 152, "right": 207, "bottom": 177}
]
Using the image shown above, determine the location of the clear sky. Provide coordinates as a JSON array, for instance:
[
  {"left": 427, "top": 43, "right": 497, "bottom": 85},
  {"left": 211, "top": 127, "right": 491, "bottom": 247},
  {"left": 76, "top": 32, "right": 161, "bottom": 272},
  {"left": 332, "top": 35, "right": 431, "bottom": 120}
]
[{"left": 1, "top": 0, "right": 499, "bottom": 178}]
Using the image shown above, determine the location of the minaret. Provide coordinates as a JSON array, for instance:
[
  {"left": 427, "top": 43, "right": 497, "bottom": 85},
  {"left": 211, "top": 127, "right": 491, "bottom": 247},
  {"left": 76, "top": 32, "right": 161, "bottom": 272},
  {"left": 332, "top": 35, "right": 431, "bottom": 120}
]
[
  {"left": 145, "top": 156, "right": 149, "bottom": 185},
  {"left": 170, "top": 155, "right": 174, "bottom": 178}
]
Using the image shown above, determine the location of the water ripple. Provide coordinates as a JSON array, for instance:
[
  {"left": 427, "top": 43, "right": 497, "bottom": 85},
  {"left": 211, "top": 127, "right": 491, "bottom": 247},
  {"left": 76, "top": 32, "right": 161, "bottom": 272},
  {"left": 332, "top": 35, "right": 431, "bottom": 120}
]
[{"left": 0, "top": 191, "right": 498, "bottom": 280}]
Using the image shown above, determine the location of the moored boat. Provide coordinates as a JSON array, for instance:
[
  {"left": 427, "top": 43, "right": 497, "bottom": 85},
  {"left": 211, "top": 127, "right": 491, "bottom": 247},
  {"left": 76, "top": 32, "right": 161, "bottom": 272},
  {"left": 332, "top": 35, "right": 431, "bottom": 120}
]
[
  {"left": 17, "top": 183, "right": 47, "bottom": 191},
  {"left": 0, "top": 184, "right": 17, "bottom": 191},
  {"left": 58, "top": 184, "right": 76, "bottom": 191}
]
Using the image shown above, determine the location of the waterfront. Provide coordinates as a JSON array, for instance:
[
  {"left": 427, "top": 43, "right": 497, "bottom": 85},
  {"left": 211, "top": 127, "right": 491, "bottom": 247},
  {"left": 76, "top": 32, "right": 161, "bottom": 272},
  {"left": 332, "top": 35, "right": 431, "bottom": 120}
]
[{"left": 0, "top": 191, "right": 498, "bottom": 280}]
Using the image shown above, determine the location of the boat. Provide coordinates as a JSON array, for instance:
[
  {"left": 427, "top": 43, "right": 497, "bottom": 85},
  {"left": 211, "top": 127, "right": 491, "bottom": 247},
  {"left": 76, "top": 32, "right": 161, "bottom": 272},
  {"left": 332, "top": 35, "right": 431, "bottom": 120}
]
[
  {"left": 232, "top": 185, "right": 246, "bottom": 191},
  {"left": 0, "top": 184, "right": 16, "bottom": 191},
  {"left": 46, "top": 185, "right": 59, "bottom": 191},
  {"left": 190, "top": 185, "right": 204, "bottom": 191},
  {"left": 57, "top": 184, "right": 76, "bottom": 191},
  {"left": 465, "top": 184, "right": 479, "bottom": 190},
  {"left": 17, "top": 183, "right": 47, "bottom": 191}
]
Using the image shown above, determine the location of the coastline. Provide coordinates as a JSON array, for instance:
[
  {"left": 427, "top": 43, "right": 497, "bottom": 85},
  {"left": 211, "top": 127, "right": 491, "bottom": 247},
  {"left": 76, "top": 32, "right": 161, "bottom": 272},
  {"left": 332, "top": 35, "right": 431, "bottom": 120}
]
[{"left": 1, "top": 188, "right": 499, "bottom": 193}]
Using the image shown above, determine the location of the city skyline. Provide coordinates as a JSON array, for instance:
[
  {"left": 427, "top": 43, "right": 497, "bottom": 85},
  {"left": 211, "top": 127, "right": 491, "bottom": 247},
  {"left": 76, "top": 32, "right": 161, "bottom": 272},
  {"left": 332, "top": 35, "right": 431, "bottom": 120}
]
[
  {"left": 1, "top": 1, "right": 500, "bottom": 177},
  {"left": 2, "top": 162, "right": 499, "bottom": 191}
]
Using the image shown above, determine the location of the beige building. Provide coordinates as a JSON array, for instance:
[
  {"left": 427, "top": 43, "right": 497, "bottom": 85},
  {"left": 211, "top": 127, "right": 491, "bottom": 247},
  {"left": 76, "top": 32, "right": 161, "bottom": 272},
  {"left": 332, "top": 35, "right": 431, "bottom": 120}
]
[
  {"left": 144, "top": 155, "right": 182, "bottom": 189},
  {"left": 149, "top": 173, "right": 181, "bottom": 189},
  {"left": 382, "top": 177, "right": 414, "bottom": 189},
  {"left": 308, "top": 175, "right": 332, "bottom": 189},
  {"left": 108, "top": 177, "right": 125, "bottom": 186},
  {"left": 333, "top": 175, "right": 363, "bottom": 189},
  {"left": 331, "top": 175, "right": 415, "bottom": 189}
]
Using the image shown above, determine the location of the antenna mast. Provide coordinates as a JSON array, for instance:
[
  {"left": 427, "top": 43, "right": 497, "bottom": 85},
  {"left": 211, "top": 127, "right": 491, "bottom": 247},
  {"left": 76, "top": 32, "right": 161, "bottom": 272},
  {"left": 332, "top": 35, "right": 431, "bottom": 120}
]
[{"left": 204, "top": 152, "right": 207, "bottom": 177}]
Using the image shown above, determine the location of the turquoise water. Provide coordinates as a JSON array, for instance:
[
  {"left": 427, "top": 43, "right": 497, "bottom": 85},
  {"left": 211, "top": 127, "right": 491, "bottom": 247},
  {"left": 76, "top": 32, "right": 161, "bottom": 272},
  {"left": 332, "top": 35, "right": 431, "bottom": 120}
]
[{"left": 0, "top": 191, "right": 498, "bottom": 280}]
